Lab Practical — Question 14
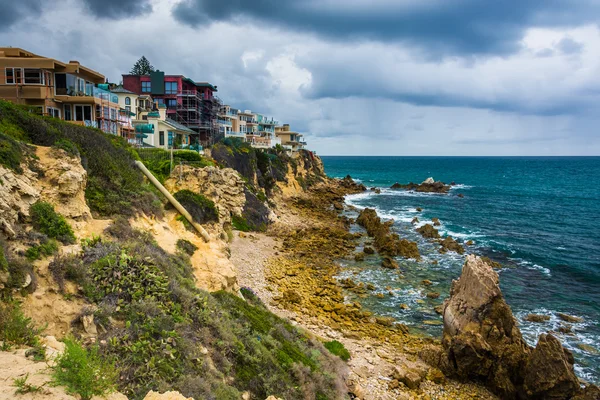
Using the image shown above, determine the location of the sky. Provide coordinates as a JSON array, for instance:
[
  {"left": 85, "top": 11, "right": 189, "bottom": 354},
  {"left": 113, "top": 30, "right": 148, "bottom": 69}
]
[{"left": 1, "top": 0, "right": 600, "bottom": 155}]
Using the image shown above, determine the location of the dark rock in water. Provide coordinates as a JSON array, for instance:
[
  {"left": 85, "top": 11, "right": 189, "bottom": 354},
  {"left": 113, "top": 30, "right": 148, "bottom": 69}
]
[
  {"left": 557, "top": 313, "right": 584, "bottom": 323},
  {"left": 523, "top": 333, "right": 580, "bottom": 400},
  {"left": 427, "top": 292, "right": 440, "bottom": 299},
  {"left": 480, "top": 256, "right": 502, "bottom": 269},
  {"left": 333, "top": 201, "right": 344, "bottom": 211},
  {"left": 341, "top": 175, "right": 367, "bottom": 191},
  {"left": 458, "top": 193, "right": 465, "bottom": 198},
  {"left": 391, "top": 182, "right": 403, "bottom": 189},
  {"left": 557, "top": 324, "right": 573, "bottom": 334},
  {"left": 391, "top": 179, "right": 451, "bottom": 194},
  {"left": 411, "top": 217, "right": 419, "bottom": 225},
  {"left": 363, "top": 246, "right": 375, "bottom": 255},
  {"left": 573, "top": 385, "right": 600, "bottom": 400},
  {"left": 422, "top": 279, "right": 433, "bottom": 286},
  {"left": 525, "top": 314, "right": 551, "bottom": 323},
  {"left": 417, "top": 224, "right": 440, "bottom": 239},
  {"left": 432, "top": 217, "right": 441, "bottom": 227},
  {"left": 431, "top": 255, "right": 594, "bottom": 400},
  {"left": 466, "top": 240, "right": 474, "bottom": 246},
  {"left": 416, "top": 207, "right": 423, "bottom": 212},
  {"left": 354, "top": 252, "right": 366, "bottom": 262},
  {"left": 440, "top": 236, "right": 465, "bottom": 254},
  {"left": 356, "top": 208, "right": 420, "bottom": 260},
  {"left": 381, "top": 256, "right": 399, "bottom": 269},
  {"left": 450, "top": 181, "right": 456, "bottom": 186}
]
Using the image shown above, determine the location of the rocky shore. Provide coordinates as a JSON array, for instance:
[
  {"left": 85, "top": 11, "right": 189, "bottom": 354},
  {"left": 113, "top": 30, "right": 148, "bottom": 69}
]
[{"left": 231, "top": 174, "right": 599, "bottom": 400}]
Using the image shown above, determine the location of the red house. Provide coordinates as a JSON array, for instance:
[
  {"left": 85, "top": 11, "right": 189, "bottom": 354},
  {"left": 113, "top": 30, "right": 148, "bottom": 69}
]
[{"left": 122, "top": 71, "right": 221, "bottom": 145}]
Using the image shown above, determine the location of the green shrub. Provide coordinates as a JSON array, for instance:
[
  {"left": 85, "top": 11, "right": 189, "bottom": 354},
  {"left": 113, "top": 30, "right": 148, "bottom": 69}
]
[
  {"left": 0, "top": 301, "right": 42, "bottom": 348},
  {"left": 0, "top": 132, "right": 24, "bottom": 173},
  {"left": 173, "top": 190, "right": 218, "bottom": 224},
  {"left": 49, "top": 254, "right": 90, "bottom": 293},
  {"left": 176, "top": 239, "right": 197, "bottom": 256},
  {"left": 29, "top": 201, "right": 75, "bottom": 244},
  {"left": 52, "top": 338, "right": 117, "bottom": 400},
  {"left": 4, "top": 258, "right": 35, "bottom": 292},
  {"left": 52, "top": 138, "right": 80, "bottom": 157},
  {"left": 232, "top": 215, "right": 251, "bottom": 232},
  {"left": 13, "top": 374, "right": 44, "bottom": 394},
  {"left": 25, "top": 239, "right": 59, "bottom": 260},
  {"left": 323, "top": 340, "right": 351, "bottom": 361}
]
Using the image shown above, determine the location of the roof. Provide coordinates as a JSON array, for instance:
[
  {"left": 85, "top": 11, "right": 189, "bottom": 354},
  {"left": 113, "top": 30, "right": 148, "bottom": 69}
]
[
  {"left": 195, "top": 82, "right": 218, "bottom": 92},
  {"left": 164, "top": 118, "right": 195, "bottom": 134},
  {"left": 111, "top": 86, "right": 135, "bottom": 94}
]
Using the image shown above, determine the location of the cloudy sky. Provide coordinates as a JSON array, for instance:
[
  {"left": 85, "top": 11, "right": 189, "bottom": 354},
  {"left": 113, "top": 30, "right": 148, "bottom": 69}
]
[{"left": 2, "top": 0, "right": 600, "bottom": 155}]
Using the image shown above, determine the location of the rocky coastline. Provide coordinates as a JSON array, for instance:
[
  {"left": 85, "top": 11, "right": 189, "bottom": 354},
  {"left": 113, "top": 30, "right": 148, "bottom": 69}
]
[{"left": 232, "top": 173, "right": 600, "bottom": 399}]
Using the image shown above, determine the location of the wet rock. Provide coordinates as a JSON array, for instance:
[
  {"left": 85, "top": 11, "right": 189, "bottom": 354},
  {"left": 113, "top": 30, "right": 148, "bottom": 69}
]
[
  {"left": 557, "top": 324, "right": 573, "bottom": 334},
  {"left": 422, "top": 279, "right": 433, "bottom": 286},
  {"left": 366, "top": 283, "right": 376, "bottom": 291},
  {"left": 381, "top": 256, "right": 399, "bottom": 269},
  {"left": 480, "top": 256, "right": 502, "bottom": 269},
  {"left": 411, "top": 217, "right": 419, "bottom": 225},
  {"left": 573, "top": 385, "right": 600, "bottom": 400},
  {"left": 363, "top": 246, "right": 375, "bottom": 255},
  {"left": 576, "top": 343, "right": 599, "bottom": 355},
  {"left": 416, "top": 207, "right": 423, "bottom": 212},
  {"left": 417, "top": 224, "right": 440, "bottom": 239},
  {"left": 458, "top": 193, "right": 465, "bottom": 198},
  {"left": 557, "top": 313, "right": 584, "bottom": 323},
  {"left": 357, "top": 208, "right": 420, "bottom": 260},
  {"left": 523, "top": 333, "right": 580, "bottom": 400},
  {"left": 439, "top": 236, "right": 465, "bottom": 254},
  {"left": 399, "top": 303, "right": 410, "bottom": 310},
  {"left": 466, "top": 240, "right": 474, "bottom": 246},
  {"left": 434, "top": 305, "right": 444, "bottom": 315},
  {"left": 431, "top": 217, "right": 441, "bottom": 226},
  {"left": 525, "top": 314, "right": 551, "bottom": 323},
  {"left": 390, "top": 178, "right": 451, "bottom": 194},
  {"left": 354, "top": 252, "right": 366, "bottom": 262},
  {"left": 426, "top": 292, "right": 440, "bottom": 299}
]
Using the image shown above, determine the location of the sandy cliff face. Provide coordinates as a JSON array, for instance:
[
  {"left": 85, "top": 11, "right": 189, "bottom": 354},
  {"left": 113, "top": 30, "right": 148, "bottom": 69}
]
[{"left": 0, "top": 165, "right": 39, "bottom": 238}]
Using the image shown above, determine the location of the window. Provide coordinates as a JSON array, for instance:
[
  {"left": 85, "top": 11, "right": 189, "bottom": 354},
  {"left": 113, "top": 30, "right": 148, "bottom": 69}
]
[
  {"left": 125, "top": 106, "right": 131, "bottom": 113},
  {"left": 141, "top": 81, "right": 151, "bottom": 93},
  {"left": 165, "top": 81, "right": 177, "bottom": 94},
  {"left": 166, "top": 99, "right": 177, "bottom": 108},
  {"left": 5, "top": 68, "right": 14, "bottom": 84},
  {"left": 47, "top": 107, "right": 60, "bottom": 118},
  {"left": 64, "top": 105, "right": 72, "bottom": 121},
  {"left": 125, "top": 97, "right": 131, "bottom": 105},
  {"left": 159, "top": 131, "right": 165, "bottom": 146},
  {"left": 83, "top": 105, "right": 92, "bottom": 121},
  {"left": 78, "top": 78, "right": 85, "bottom": 94}
]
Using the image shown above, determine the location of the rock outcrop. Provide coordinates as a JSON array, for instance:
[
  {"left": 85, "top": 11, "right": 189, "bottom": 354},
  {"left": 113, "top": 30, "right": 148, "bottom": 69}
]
[
  {"left": 0, "top": 165, "right": 39, "bottom": 237},
  {"left": 356, "top": 208, "right": 420, "bottom": 260},
  {"left": 390, "top": 178, "right": 451, "bottom": 194},
  {"left": 165, "top": 165, "right": 247, "bottom": 224},
  {"left": 432, "top": 255, "right": 593, "bottom": 400}
]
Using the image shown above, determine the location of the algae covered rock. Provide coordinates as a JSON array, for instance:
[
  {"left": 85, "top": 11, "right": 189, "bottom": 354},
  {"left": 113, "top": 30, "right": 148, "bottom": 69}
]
[
  {"left": 523, "top": 333, "right": 580, "bottom": 400},
  {"left": 381, "top": 256, "right": 399, "bottom": 269},
  {"left": 439, "top": 236, "right": 465, "bottom": 254},
  {"left": 417, "top": 224, "right": 440, "bottom": 239}
]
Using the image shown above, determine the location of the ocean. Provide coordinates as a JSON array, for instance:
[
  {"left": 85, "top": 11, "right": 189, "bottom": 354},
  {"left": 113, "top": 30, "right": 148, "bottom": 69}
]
[{"left": 321, "top": 156, "right": 600, "bottom": 384}]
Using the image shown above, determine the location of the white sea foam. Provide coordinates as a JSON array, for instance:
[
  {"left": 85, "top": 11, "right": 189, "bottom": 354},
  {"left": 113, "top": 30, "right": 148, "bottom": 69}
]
[
  {"left": 556, "top": 246, "right": 567, "bottom": 250},
  {"left": 450, "top": 184, "right": 473, "bottom": 190},
  {"left": 528, "top": 264, "right": 552, "bottom": 276}
]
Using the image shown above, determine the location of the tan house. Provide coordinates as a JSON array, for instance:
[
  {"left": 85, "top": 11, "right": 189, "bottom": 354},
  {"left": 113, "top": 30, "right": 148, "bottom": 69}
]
[
  {"left": 0, "top": 47, "right": 120, "bottom": 134},
  {"left": 134, "top": 105, "right": 194, "bottom": 150},
  {"left": 275, "top": 124, "right": 306, "bottom": 152}
]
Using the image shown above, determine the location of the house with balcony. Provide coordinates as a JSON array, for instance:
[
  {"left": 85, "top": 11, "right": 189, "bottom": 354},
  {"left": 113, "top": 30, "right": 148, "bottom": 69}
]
[
  {"left": 0, "top": 47, "right": 119, "bottom": 134},
  {"left": 122, "top": 72, "right": 220, "bottom": 146},
  {"left": 275, "top": 124, "right": 307, "bottom": 152},
  {"left": 133, "top": 104, "right": 194, "bottom": 150}
]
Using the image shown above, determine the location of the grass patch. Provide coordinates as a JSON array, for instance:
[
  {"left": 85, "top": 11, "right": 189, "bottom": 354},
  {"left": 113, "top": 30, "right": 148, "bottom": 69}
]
[
  {"left": 137, "top": 148, "right": 215, "bottom": 183},
  {"left": 52, "top": 338, "right": 117, "bottom": 400},
  {"left": 323, "top": 340, "right": 351, "bottom": 361},
  {"left": 52, "top": 138, "right": 80, "bottom": 157},
  {"left": 173, "top": 190, "right": 218, "bottom": 224},
  {"left": 0, "top": 301, "right": 43, "bottom": 348},
  {"left": 25, "top": 239, "right": 59, "bottom": 261},
  {"left": 0, "top": 131, "right": 24, "bottom": 173},
  {"left": 176, "top": 239, "right": 197, "bottom": 256},
  {"left": 232, "top": 215, "right": 251, "bottom": 232},
  {"left": 29, "top": 201, "right": 75, "bottom": 244},
  {"left": 13, "top": 374, "right": 45, "bottom": 394}
]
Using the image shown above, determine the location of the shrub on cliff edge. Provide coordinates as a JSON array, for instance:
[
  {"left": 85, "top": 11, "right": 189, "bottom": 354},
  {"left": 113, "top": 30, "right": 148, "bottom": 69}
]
[
  {"left": 173, "top": 190, "right": 219, "bottom": 224},
  {"left": 30, "top": 201, "right": 75, "bottom": 244}
]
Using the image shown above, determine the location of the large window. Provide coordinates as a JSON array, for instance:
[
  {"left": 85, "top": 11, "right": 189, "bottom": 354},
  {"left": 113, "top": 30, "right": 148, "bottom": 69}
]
[
  {"left": 141, "top": 81, "right": 151, "bottom": 93},
  {"left": 24, "top": 69, "right": 43, "bottom": 84},
  {"left": 47, "top": 107, "right": 60, "bottom": 118},
  {"left": 159, "top": 131, "right": 165, "bottom": 146},
  {"left": 64, "top": 105, "right": 72, "bottom": 121},
  {"left": 125, "top": 97, "right": 131, "bottom": 105},
  {"left": 74, "top": 105, "right": 92, "bottom": 121},
  {"left": 5, "top": 68, "right": 22, "bottom": 84},
  {"left": 166, "top": 99, "right": 177, "bottom": 108},
  {"left": 165, "top": 81, "right": 177, "bottom": 94}
]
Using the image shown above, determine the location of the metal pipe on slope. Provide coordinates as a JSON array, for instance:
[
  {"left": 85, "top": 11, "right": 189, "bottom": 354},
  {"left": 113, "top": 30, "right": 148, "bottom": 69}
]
[{"left": 135, "top": 160, "right": 211, "bottom": 242}]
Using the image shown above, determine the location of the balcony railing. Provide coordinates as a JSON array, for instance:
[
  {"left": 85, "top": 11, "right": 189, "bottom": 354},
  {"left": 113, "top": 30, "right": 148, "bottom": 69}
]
[{"left": 217, "top": 119, "right": 232, "bottom": 126}]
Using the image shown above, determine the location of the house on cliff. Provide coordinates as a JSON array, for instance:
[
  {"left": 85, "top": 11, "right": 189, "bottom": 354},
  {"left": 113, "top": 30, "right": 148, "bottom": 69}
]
[
  {"left": 0, "top": 47, "right": 122, "bottom": 136},
  {"left": 276, "top": 124, "right": 307, "bottom": 152},
  {"left": 134, "top": 104, "right": 195, "bottom": 150}
]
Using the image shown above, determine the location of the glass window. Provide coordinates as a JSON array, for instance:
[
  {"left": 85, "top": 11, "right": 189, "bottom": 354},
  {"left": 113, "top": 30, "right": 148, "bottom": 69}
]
[
  {"left": 78, "top": 78, "right": 85, "bottom": 94},
  {"left": 64, "top": 105, "right": 72, "bottom": 121},
  {"left": 155, "top": 98, "right": 164, "bottom": 105},
  {"left": 75, "top": 105, "right": 84, "bottom": 121},
  {"left": 125, "top": 97, "right": 131, "bottom": 105},
  {"left": 141, "top": 81, "right": 151, "bottom": 93},
  {"left": 165, "top": 81, "right": 177, "bottom": 94},
  {"left": 159, "top": 131, "right": 165, "bottom": 146},
  {"left": 5, "top": 68, "right": 14, "bottom": 84},
  {"left": 166, "top": 99, "right": 177, "bottom": 108},
  {"left": 24, "top": 69, "right": 42, "bottom": 84},
  {"left": 83, "top": 105, "right": 92, "bottom": 121},
  {"left": 125, "top": 106, "right": 131, "bottom": 113}
]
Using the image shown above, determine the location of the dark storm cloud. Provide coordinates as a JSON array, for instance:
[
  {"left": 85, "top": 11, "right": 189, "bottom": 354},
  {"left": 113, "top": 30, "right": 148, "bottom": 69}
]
[
  {"left": 81, "top": 0, "right": 153, "bottom": 19},
  {"left": 172, "top": 0, "right": 600, "bottom": 56},
  {"left": 0, "top": 0, "right": 43, "bottom": 31}
]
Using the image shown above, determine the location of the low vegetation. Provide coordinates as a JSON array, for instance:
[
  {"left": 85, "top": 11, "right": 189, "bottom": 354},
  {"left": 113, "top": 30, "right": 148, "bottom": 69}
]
[
  {"left": 173, "top": 190, "right": 219, "bottom": 224},
  {"left": 30, "top": 201, "right": 76, "bottom": 244},
  {"left": 176, "top": 239, "right": 197, "bottom": 256},
  {"left": 45, "top": 220, "right": 346, "bottom": 399},
  {"left": 13, "top": 374, "right": 45, "bottom": 395},
  {"left": 0, "top": 301, "right": 43, "bottom": 349},
  {"left": 25, "top": 238, "right": 59, "bottom": 261},
  {"left": 0, "top": 131, "right": 26, "bottom": 173},
  {"left": 137, "top": 148, "right": 215, "bottom": 183},
  {"left": 52, "top": 338, "right": 117, "bottom": 400},
  {"left": 0, "top": 100, "right": 161, "bottom": 217},
  {"left": 323, "top": 340, "right": 351, "bottom": 361}
]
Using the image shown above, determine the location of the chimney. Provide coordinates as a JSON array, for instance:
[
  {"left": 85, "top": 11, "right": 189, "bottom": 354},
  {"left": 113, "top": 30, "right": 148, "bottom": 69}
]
[{"left": 158, "top": 104, "right": 167, "bottom": 120}]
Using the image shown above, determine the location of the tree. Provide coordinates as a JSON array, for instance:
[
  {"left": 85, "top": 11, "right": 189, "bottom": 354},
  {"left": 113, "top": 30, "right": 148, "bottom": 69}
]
[{"left": 130, "top": 56, "right": 155, "bottom": 75}]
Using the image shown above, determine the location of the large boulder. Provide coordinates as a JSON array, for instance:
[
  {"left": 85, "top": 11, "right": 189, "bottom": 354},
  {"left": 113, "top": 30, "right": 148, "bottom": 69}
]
[
  {"left": 523, "top": 333, "right": 580, "bottom": 400},
  {"left": 441, "top": 255, "right": 531, "bottom": 398}
]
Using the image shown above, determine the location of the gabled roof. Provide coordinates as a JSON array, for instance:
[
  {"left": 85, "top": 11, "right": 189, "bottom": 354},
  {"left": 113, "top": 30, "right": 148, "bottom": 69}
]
[
  {"left": 164, "top": 118, "right": 195, "bottom": 134},
  {"left": 111, "top": 86, "right": 135, "bottom": 94}
]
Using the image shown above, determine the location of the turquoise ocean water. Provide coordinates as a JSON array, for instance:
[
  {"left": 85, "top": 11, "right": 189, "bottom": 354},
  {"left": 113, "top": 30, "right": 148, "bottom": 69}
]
[{"left": 321, "top": 156, "right": 600, "bottom": 384}]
